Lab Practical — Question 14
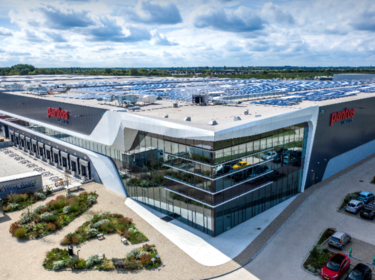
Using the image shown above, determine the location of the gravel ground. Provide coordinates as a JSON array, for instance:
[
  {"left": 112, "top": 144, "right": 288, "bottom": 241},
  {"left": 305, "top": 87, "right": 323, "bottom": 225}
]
[{"left": 0, "top": 183, "right": 240, "bottom": 280}]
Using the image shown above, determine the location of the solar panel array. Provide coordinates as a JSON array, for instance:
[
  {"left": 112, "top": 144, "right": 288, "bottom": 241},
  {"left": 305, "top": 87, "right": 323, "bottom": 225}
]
[{"left": 54, "top": 77, "right": 375, "bottom": 104}]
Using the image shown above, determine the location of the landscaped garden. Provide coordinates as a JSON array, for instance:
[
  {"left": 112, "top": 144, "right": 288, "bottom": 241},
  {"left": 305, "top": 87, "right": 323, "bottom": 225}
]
[
  {"left": 2, "top": 189, "right": 51, "bottom": 212},
  {"left": 60, "top": 211, "right": 148, "bottom": 245},
  {"left": 43, "top": 244, "right": 161, "bottom": 271},
  {"left": 303, "top": 228, "right": 336, "bottom": 275},
  {"left": 9, "top": 191, "right": 98, "bottom": 240},
  {"left": 338, "top": 192, "right": 360, "bottom": 210}
]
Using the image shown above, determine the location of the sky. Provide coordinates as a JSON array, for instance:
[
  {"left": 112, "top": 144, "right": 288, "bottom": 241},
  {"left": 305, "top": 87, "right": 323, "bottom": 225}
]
[{"left": 0, "top": 0, "right": 374, "bottom": 68}]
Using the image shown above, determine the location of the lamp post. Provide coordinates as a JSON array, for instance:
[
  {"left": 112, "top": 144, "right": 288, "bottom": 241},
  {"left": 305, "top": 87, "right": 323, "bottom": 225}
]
[{"left": 77, "top": 249, "right": 81, "bottom": 259}]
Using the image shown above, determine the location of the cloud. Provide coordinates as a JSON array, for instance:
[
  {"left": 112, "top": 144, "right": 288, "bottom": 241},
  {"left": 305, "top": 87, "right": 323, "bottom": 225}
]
[
  {"left": 55, "top": 44, "right": 77, "bottom": 49},
  {"left": 123, "top": 0, "right": 182, "bottom": 25},
  {"left": 260, "top": 2, "right": 294, "bottom": 25},
  {"left": 23, "top": 30, "right": 44, "bottom": 42},
  {"left": 150, "top": 30, "right": 178, "bottom": 46},
  {"left": 194, "top": 6, "right": 264, "bottom": 33},
  {"left": 46, "top": 32, "right": 67, "bottom": 42},
  {"left": 84, "top": 17, "right": 151, "bottom": 42},
  {"left": 351, "top": 11, "right": 375, "bottom": 31},
  {"left": 40, "top": 5, "right": 95, "bottom": 30},
  {"left": 7, "top": 52, "right": 31, "bottom": 56},
  {"left": 0, "top": 27, "right": 13, "bottom": 36},
  {"left": 223, "top": 41, "right": 243, "bottom": 52}
]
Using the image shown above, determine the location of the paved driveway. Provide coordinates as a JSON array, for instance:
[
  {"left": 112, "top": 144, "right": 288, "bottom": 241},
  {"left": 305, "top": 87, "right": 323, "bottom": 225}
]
[{"left": 219, "top": 157, "right": 375, "bottom": 280}]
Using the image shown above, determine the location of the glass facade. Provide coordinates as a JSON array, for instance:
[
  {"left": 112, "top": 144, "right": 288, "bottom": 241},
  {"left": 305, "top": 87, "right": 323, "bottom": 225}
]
[{"left": 6, "top": 119, "right": 308, "bottom": 236}]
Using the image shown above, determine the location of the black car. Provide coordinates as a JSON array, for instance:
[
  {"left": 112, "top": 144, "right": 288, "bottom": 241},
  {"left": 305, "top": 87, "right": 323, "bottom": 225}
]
[
  {"left": 276, "top": 148, "right": 288, "bottom": 155},
  {"left": 360, "top": 204, "right": 375, "bottom": 220},
  {"left": 292, "top": 158, "right": 302, "bottom": 166},
  {"left": 346, "top": 263, "right": 372, "bottom": 280}
]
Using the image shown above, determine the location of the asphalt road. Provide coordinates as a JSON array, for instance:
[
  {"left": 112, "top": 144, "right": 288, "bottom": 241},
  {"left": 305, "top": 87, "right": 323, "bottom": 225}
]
[{"left": 218, "top": 157, "right": 375, "bottom": 280}]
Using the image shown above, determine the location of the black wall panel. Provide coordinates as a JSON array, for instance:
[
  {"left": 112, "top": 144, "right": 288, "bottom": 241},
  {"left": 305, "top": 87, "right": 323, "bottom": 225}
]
[
  {"left": 306, "top": 96, "right": 375, "bottom": 189},
  {"left": 0, "top": 92, "right": 107, "bottom": 135}
]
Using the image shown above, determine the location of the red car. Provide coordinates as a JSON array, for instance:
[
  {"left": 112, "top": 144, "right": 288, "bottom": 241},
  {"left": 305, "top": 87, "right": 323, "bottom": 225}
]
[{"left": 320, "top": 253, "right": 350, "bottom": 279}]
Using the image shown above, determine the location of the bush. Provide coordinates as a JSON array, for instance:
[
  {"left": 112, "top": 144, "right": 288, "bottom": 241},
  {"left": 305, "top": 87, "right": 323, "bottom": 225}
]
[
  {"left": 76, "top": 259, "right": 86, "bottom": 269},
  {"left": 52, "top": 260, "right": 65, "bottom": 270},
  {"left": 66, "top": 257, "right": 79, "bottom": 269},
  {"left": 98, "top": 211, "right": 110, "bottom": 217},
  {"left": 62, "top": 206, "right": 71, "bottom": 214},
  {"left": 139, "top": 254, "right": 152, "bottom": 265},
  {"left": 71, "top": 235, "right": 80, "bottom": 244},
  {"left": 19, "top": 212, "right": 33, "bottom": 224},
  {"left": 86, "top": 228, "right": 99, "bottom": 236},
  {"left": 66, "top": 193, "right": 76, "bottom": 198},
  {"left": 87, "top": 195, "right": 97, "bottom": 203},
  {"left": 14, "top": 228, "right": 27, "bottom": 238},
  {"left": 127, "top": 248, "right": 141, "bottom": 259},
  {"left": 35, "top": 192, "right": 46, "bottom": 200},
  {"left": 86, "top": 255, "right": 101, "bottom": 268},
  {"left": 92, "top": 219, "right": 109, "bottom": 228},
  {"left": 141, "top": 244, "right": 155, "bottom": 252},
  {"left": 8, "top": 203, "right": 19, "bottom": 211},
  {"left": 46, "top": 223, "right": 56, "bottom": 231},
  {"left": 123, "top": 259, "right": 142, "bottom": 270},
  {"left": 40, "top": 212, "right": 57, "bottom": 222},
  {"left": 9, "top": 222, "right": 22, "bottom": 235},
  {"left": 34, "top": 204, "right": 47, "bottom": 213}
]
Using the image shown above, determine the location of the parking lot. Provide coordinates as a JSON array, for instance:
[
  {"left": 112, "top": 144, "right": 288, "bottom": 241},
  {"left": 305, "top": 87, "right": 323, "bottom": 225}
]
[{"left": 0, "top": 146, "right": 81, "bottom": 190}]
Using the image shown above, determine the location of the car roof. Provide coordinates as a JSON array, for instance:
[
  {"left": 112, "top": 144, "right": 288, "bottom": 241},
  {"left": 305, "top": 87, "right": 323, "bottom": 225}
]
[
  {"left": 330, "top": 253, "right": 346, "bottom": 263},
  {"left": 349, "top": 199, "right": 362, "bottom": 204},
  {"left": 332, "top": 231, "right": 346, "bottom": 238},
  {"left": 359, "top": 191, "right": 372, "bottom": 196},
  {"left": 364, "top": 204, "right": 375, "bottom": 208},
  {"left": 354, "top": 263, "right": 370, "bottom": 271}
]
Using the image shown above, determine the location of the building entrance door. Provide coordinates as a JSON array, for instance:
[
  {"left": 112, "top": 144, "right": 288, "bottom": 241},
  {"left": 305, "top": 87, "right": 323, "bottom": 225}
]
[
  {"left": 224, "top": 214, "right": 231, "bottom": 231},
  {"left": 167, "top": 200, "right": 174, "bottom": 218},
  {"left": 203, "top": 215, "right": 210, "bottom": 234}
]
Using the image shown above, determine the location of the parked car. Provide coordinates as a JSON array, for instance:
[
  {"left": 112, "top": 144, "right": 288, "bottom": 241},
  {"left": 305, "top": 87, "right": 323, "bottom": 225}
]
[
  {"left": 292, "top": 158, "right": 302, "bottom": 166},
  {"left": 276, "top": 148, "right": 288, "bottom": 155},
  {"left": 215, "top": 164, "right": 232, "bottom": 176},
  {"left": 345, "top": 263, "right": 372, "bottom": 280},
  {"left": 357, "top": 191, "right": 375, "bottom": 204},
  {"left": 232, "top": 161, "right": 250, "bottom": 170},
  {"left": 283, "top": 155, "right": 290, "bottom": 164},
  {"left": 360, "top": 204, "right": 375, "bottom": 220},
  {"left": 321, "top": 253, "right": 350, "bottom": 280},
  {"left": 345, "top": 200, "right": 365, "bottom": 214},
  {"left": 262, "top": 151, "right": 277, "bottom": 160},
  {"left": 328, "top": 231, "right": 351, "bottom": 250},
  {"left": 289, "top": 150, "right": 302, "bottom": 158}
]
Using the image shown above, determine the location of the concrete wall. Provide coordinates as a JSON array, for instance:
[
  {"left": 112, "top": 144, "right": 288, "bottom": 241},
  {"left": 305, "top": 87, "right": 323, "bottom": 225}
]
[{"left": 0, "top": 173, "right": 42, "bottom": 197}]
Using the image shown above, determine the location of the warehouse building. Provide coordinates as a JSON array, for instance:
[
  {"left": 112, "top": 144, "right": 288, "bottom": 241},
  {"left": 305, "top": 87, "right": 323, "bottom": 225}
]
[{"left": 0, "top": 77, "right": 375, "bottom": 236}]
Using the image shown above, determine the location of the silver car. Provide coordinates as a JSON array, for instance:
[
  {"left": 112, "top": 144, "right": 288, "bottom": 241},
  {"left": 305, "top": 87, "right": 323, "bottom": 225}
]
[
  {"left": 345, "top": 199, "right": 364, "bottom": 214},
  {"left": 328, "top": 231, "right": 351, "bottom": 250},
  {"left": 262, "top": 151, "right": 277, "bottom": 160}
]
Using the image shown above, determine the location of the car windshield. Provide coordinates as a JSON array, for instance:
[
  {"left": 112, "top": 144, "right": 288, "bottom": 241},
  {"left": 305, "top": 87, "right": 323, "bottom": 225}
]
[
  {"left": 326, "top": 260, "right": 341, "bottom": 271},
  {"left": 364, "top": 205, "right": 374, "bottom": 210},
  {"left": 348, "top": 203, "right": 356, "bottom": 207},
  {"left": 358, "top": 194, "right": 366, "bottom": 198},
  {"left": 347, "top": 269, "right": 364, "bottom": 280}
]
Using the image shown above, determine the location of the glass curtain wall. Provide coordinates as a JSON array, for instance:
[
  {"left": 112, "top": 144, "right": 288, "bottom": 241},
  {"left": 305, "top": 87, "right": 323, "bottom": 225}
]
[{"left": 9, "top": 118, "right": 308, "bottom": 237}]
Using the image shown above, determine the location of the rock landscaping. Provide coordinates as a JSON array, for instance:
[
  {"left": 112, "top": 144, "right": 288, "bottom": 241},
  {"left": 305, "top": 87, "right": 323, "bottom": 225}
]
[
  {"left": 60, "top": 211, "right": 148, "bottom": 245},
  {"left": 9, "top": 191, "right": 98, "bottom": 240},
  {"left": 43, "top": 244, "right": 161, "bottom": 271}
]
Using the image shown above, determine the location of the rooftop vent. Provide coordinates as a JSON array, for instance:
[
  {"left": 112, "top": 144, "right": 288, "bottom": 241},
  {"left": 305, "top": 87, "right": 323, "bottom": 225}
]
[
  {"left": 208, "top": 120, "right": 218, "bottom": 125},
  {"left": 164, "top": 115, "right": 168, "bottom": 118},
  {"left": 173, "top": 103, "right": 178, "bottom": 108},
  {"left": 234, "top": 116, "right": 241, "bottom": 121},
  {"left": 244, "top": 109, "right": 249, "bottom": 115},
  {"left": 184, "top": 117, "right": 191, "bottom": 121}
]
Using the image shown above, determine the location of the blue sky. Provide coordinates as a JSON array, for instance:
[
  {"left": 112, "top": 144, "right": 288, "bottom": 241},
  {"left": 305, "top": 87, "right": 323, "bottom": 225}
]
[{"left": 0, "top": 0, "right": 374, "bottom": 67}]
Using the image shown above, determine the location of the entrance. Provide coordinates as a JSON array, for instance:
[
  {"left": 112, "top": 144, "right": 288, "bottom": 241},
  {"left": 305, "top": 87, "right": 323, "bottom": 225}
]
[
  {"left": 224, "top": 214, "right": 231, "bottom": 231},
  {"left": 167, "top": 200, "right": 174, "bottom": 218}
]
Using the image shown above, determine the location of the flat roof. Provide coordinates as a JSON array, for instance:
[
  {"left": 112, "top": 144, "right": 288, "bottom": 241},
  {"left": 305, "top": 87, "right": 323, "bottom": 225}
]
[
  {"left": 0, "top": 171, "right": 41, "bottom": 183},
  {"left": 1, "top": 76, "right": 375, "bottom": 129}
]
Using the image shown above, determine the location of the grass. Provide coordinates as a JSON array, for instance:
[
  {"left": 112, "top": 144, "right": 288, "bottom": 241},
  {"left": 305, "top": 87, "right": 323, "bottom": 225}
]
[
  {"left": 9, "top": 191, "right": 98, "bottom": 240},
  {"left": 339, "top": 192, "right": 361, "bottom": 210},
  {"left": 60, "top": 211, "right": 148, "bottom": 245},
  {"left": 317, "top": 228, "right": 336, "bottom": 245},
  {"left": 2, "top": 191, "right": 49, "bottom": 212},
  {"left": 43, "top": 244, "right": 161, "bottom": 271}
]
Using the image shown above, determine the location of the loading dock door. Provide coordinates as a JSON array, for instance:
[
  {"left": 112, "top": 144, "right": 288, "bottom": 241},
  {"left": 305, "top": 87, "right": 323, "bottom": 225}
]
[
  {"left": 45, "top": 145, "right": 51, "bottom": 161},
  {"left": 60, "top": 151, "right": 69, "bottom": 170},
  {"left": 79, "top": 159, "right": 91, "bottom": 179},
  {"left": 38, "top": 142, "right": 44, "bottom": 158},
  {"left": 25, "top": 137, "right": 31, "bottom": 151},
  {"left": 69, "top": 155, "right": 79, "bottom": 175},
  {"left": 31, "top": 140, "right": 37, "bottom": 154},
  {"left": 52, "top": 148, "right": 60, "bottom": 165}
]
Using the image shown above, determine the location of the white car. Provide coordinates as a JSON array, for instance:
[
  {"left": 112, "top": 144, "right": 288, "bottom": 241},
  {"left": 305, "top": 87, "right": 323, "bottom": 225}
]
[{"left": 262, "top": 151, "right": 277, "bottom": 160}]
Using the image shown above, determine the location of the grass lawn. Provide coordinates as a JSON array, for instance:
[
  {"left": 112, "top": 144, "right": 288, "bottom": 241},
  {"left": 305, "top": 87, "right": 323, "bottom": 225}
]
[
  {"left": 43, "top": 244, "right": 161, "bottom": 271},
  {"left": 60, "top": 211, "right": 148, "bottom": 245},
  {"left": 9, "top": 191, "right": 98, "bottom": 240}
]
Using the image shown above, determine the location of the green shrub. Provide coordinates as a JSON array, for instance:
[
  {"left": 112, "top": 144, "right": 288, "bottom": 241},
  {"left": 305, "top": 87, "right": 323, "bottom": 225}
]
[
  {"left": 66, "top": 257, "right": 79, "bottom": 268},
  {"left": 53, "top": 260, "right": 65, "bottom": 270},
  {"left": 40, "top": 212, "right": 57, "bottom": 222},
  {"left": 8, "top": 203, "right": 19, "bottom": 211},
  {"left": 98, "top": 211, "right": 110, "bottom": 217},
  {"left": 35, "top": 192, "right": 46, "bottom": 200},
  {"left": 19, "top": 212, "right": 33, "bottom": 224},
  {"left": 86, "top": 255, "right": 101, "bottom": 268},
  {"left": 34, "top": 204, "right": 47, "bottom": 213},
  {"left": 123, "top": 259, "right": 142, "bottom": 270},
  {"left": 92, "top": 219, "right": 109, "bottom": 228},
  {"left": 14, "top": 228, "right": 27, "bottom": 238},
  {"left": 87, "top": 195, "right": 97, "bottom": 203},
  {"left": 62, "top": 206, "right": 71, "bottom": 214},
  {"left": 76, "top": 259, "right": 86, "bottom": 269},
  {"left": 66, "top": 193, "right": 76, "bottom": 198},
  {"left": 86, "top": 228, "right": 99, "bottom": 236},
  {"left": 127, "top": 248, "right": 141, "bottom": 259}
]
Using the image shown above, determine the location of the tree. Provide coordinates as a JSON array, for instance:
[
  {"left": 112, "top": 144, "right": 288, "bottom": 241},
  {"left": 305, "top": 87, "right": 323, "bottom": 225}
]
[
  {"left": 223, "top": 66, "right": 226, "bottom": 70},
  {"left": 129, "top": 68, "right": 139, "bottom": 76},
  {"left": 20, "top": 69, "right": 30, "bottom": 75},
  {"left": 104, "top": 68, "right": 113, "bottom": 74}
]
